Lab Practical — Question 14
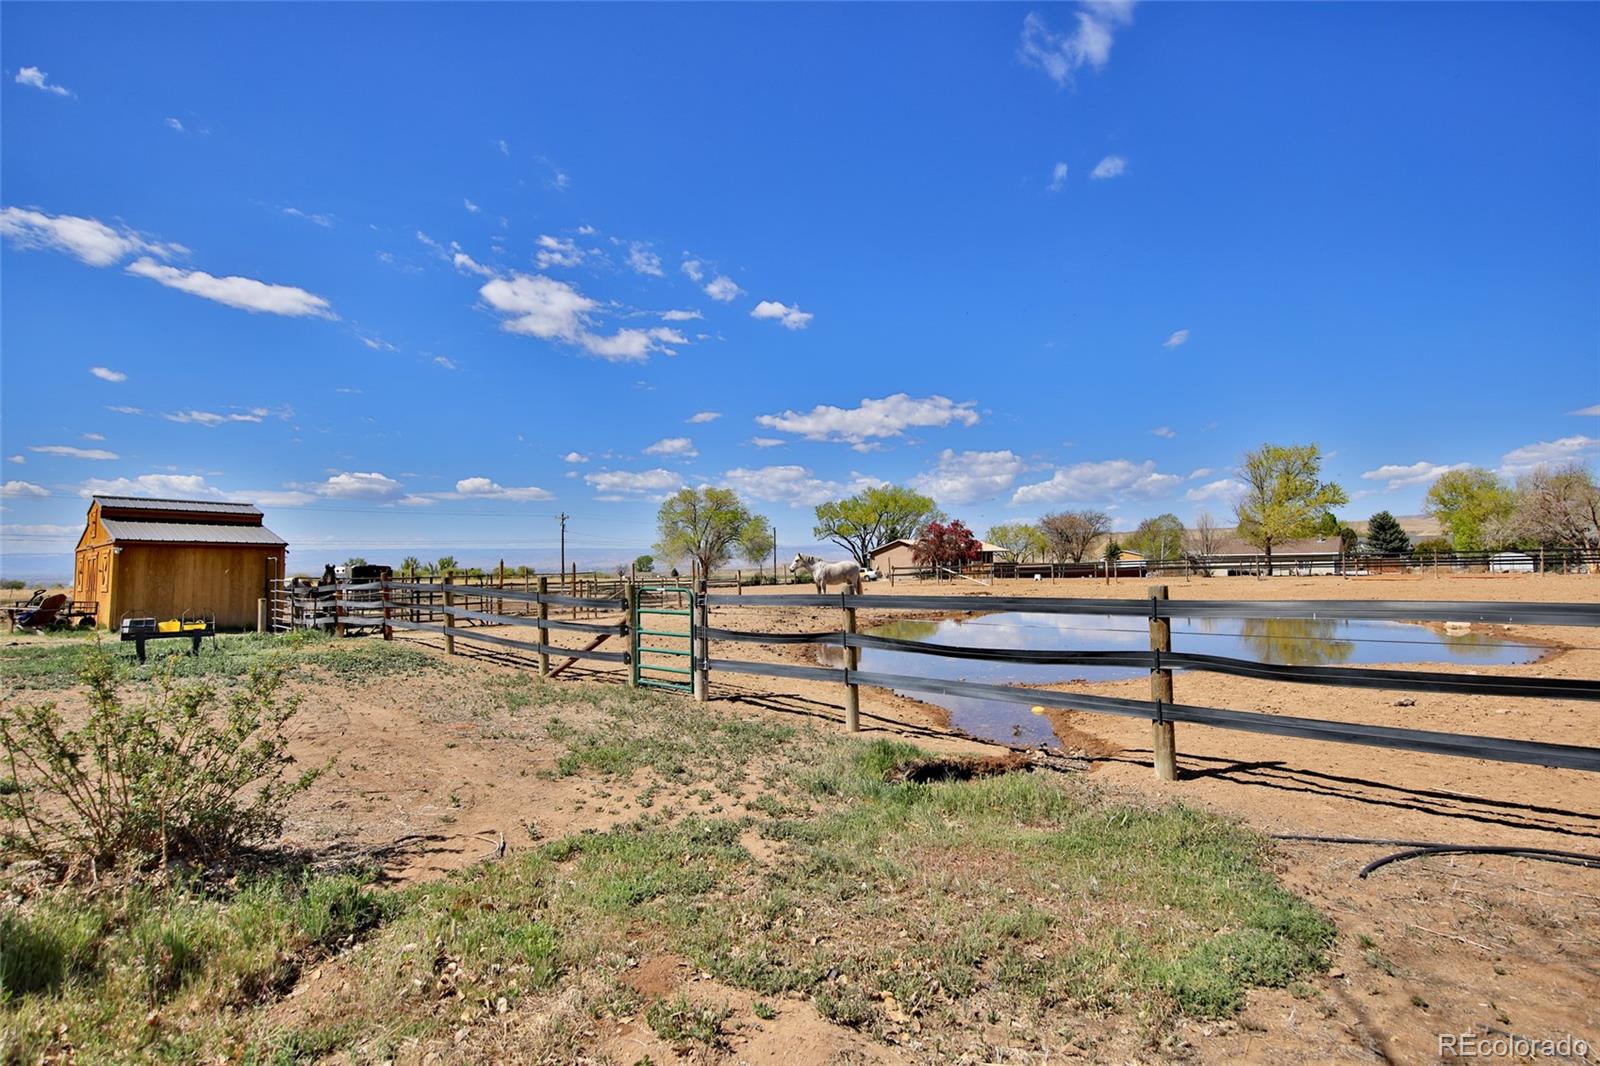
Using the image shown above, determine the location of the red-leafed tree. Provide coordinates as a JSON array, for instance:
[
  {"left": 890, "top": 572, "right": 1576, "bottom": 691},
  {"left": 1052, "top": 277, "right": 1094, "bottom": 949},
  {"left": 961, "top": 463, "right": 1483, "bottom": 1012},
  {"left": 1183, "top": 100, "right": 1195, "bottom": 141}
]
[{"left": 913, "top": 519, "right": 982, "bottom": 572}]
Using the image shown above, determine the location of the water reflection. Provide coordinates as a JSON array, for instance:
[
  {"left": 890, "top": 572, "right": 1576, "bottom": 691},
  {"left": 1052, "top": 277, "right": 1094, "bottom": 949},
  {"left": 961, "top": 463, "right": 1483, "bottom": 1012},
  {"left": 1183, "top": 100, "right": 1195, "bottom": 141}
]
[{"left": 819, "top": 611, "right": 1540, "bottom": 747}]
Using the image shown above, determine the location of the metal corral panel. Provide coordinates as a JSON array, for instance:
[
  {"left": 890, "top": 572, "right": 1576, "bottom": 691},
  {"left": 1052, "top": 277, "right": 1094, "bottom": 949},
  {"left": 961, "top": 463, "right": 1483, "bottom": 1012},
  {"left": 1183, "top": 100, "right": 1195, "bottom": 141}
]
[
  {"left": 99, "top": 519, "right": 288, "bottom": 546},
  {"left": 92, "top": 496, "right": 264, "bottom": 517}
]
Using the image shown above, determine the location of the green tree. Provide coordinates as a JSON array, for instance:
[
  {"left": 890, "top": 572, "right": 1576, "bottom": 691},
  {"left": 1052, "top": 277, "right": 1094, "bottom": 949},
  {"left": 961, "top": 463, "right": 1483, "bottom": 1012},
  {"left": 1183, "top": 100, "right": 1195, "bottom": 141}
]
[
  {"left": 812, "top": 485, "right": 942, "bottom": 567},
  {"left": 1126, "top": 513, "right": 1186, "bottom": 565},
  {"left": 1424, "top": 467, "right": 1516, "bottom": 551},
  {"left": 656, "top": 487, "right": 768, "bottom": 578},
  {"left": 400, "top": 556, "right": 421, "bottom": 577},
  {"left": 1233, "top": 443, "right": 1348, "bottom": 573},
  {"left": 435, "top": 555, "right": 458, "bottom": 575},
  {"left": 985, "top": 522, "right": 1047, "bottom": 563},
  {"left": 1038, "top": 510, "right": 1110, "bottom": 563},
  {"left": 739, "top": 516, "right": 776, "bottom": 570},
  {"left": 344, "top": 556, "right": 368, "bottom": 569},
  {"left": 1103, "top": 540, "right": 1124, "bottom": 561},
  {"left": 632, "top": 554, "right": 655, "bottom": 574},
  {"left": 1364, "top": 511, "right": 1411, "bottom": 555}
]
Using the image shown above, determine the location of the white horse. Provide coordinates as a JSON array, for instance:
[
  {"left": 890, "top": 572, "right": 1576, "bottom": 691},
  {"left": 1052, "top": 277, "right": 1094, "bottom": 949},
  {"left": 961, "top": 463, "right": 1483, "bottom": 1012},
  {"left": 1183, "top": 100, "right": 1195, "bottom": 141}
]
[{"left": 791, "top": 553, "right": 863, "bottom": 595}]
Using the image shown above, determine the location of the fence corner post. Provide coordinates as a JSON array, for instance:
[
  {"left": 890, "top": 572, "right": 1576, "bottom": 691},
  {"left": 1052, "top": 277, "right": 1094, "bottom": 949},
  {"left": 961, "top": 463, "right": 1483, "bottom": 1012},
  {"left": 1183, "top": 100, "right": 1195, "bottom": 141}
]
[
  {"left": 843, "top": 595, "right": 860, "bottom": 732},
  {"left": 693, "top": 578, "right": 709, "bottom": 703},
  {"left": 537, "top": 575, "right": 549, "bottom": 678},
  {"left": 442, "top": 575, "right": 456, "bottom": 656},
  {"left": 1148, "top": 583, "right": 1176, "bottom": 781},
  {"left": 625, "top": 580, "right": 639, "bottom": 689},
  {"left": 257, "top": 597, "right": 268, "bottom": 634},
  {"left": 381, "top": 581, "right": 392, "bottom": 641},
  {"left": 333, "top": 582, "right": 345, "bottom": 639}
]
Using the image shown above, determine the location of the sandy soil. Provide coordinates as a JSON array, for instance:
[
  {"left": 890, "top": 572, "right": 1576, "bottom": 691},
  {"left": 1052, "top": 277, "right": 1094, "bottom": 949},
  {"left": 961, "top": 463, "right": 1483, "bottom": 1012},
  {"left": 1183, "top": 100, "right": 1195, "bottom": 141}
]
[{"left": 15, "top": 572, "right": 1595, "bottom": 1061}]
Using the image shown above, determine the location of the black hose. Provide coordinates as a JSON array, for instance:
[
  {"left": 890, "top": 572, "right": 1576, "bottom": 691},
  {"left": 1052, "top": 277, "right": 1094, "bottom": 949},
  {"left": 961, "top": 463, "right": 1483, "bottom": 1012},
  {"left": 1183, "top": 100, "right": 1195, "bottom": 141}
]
[{"left": 1271, "top": 833, "right": 1600, "bottom": 878}]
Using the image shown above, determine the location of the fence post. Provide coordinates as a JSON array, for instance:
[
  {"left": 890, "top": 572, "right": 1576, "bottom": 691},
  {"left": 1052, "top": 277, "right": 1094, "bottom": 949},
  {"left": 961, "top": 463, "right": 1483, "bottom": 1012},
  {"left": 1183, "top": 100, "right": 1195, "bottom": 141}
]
[
  {"left": 694, "top": 578, "right": 709, "bottom": 703},
  {"left": 843, "top": 596, "right": 860, "bottom": 732},
  {"left": 537, "top": 575, "right": 550, "bottom": 678},
  {"left": 381, "top": 582, "right": 392, "bottom": 641},
  {"left": 257, "top": 597, "right": 268, "bottom": 634},
  {"left": 625, "top": 580, "right": 639, "bottom": 689},
  {"left": 1148, "top": 584, "right": 1176, "bottom": 781},
  {"left": 334, "top": 582, "right": 345, "bottom": 638},
  {"left": 442, "top": 575, "right": 455, "bottom": 656}
]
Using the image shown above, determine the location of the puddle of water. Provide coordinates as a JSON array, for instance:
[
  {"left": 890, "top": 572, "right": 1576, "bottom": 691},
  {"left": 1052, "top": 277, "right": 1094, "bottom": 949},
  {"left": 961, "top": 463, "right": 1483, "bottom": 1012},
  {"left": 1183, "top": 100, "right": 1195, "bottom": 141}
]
[{"left": 818, "top": 613, "right": 1543, "bottom": 747}]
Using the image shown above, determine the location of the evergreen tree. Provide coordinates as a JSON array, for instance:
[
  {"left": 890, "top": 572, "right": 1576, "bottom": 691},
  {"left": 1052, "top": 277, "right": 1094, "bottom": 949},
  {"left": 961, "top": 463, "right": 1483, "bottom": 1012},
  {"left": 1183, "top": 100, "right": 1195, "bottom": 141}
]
[{"left": 1365, "top": 510, "right": 1411, "bottom": 555}]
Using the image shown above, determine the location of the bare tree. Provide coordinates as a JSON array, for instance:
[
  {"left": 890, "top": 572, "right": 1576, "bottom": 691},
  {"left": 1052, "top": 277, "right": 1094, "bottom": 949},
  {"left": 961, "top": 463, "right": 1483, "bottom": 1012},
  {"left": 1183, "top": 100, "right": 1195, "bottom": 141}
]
[
  {"left": 1514, "top": 464, "right": 1600, "bottom": 550},
  {"left": 1188, "top": 511, "right": 1223, "bottom": 560},
  {"left": 1039, "top": 510, "right": 1110, "bottom": 563}
]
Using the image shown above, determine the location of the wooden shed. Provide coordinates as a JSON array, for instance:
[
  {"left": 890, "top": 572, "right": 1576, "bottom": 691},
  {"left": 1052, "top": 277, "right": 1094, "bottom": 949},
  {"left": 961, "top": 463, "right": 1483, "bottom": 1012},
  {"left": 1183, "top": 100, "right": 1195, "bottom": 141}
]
[{"left": 72, "top": 496, "right": 288, "bottom": 630}]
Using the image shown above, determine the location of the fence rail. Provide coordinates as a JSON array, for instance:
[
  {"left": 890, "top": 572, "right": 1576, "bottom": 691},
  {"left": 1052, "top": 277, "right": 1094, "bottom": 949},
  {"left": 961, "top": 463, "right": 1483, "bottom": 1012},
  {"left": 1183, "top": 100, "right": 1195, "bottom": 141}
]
[{"left": 358, "top": 578, "right": 1600, "bottom": 780}]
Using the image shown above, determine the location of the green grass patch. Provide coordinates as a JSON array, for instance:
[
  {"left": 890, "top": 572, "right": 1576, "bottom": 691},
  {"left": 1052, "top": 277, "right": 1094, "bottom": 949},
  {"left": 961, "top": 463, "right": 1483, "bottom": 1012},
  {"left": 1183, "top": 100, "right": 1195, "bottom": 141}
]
[{"left": 0, "top": 629, "right": 443, "bottom": 690}]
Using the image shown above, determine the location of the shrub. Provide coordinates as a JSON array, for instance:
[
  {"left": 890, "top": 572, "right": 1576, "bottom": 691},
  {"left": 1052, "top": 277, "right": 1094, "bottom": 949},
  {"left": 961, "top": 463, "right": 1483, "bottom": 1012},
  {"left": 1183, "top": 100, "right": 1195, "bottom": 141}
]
[{"left": 0, "top": 648, "right": 322, "bottom": 872}]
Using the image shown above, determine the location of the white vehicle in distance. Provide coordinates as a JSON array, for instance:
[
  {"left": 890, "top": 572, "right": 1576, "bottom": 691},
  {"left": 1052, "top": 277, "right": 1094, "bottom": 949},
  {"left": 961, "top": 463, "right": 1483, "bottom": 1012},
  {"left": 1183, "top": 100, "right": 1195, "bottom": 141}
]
[{"left": 861, "top": 566, "right": 881, "bottom": 581}]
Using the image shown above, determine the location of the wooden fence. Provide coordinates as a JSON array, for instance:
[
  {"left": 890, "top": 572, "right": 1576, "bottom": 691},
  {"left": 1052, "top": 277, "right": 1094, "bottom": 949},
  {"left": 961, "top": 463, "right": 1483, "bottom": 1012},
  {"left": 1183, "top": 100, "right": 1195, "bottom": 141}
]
[{"left": 368, "top": 579, "right": 1600, "bottom": 782}]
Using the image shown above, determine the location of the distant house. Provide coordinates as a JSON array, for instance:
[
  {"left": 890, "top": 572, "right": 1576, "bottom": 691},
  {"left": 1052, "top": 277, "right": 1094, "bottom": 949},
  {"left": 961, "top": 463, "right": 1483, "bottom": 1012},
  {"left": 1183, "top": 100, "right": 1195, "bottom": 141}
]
[
  {"left": 73, "top": 496, "right": 289, "bottom": 629},
  {"left": 869, "top": 537, "right": 1006, "bottom": 572},
  {"left": 1489, "top": 551, "right": 1535, "bottom": 573}
]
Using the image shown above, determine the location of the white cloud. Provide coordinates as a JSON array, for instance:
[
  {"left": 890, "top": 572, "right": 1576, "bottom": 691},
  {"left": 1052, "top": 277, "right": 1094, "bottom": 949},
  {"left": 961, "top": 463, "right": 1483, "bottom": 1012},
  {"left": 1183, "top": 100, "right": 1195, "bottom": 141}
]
[
  {"left": 165, "top": 117, "right": 185, "bottom": 133},
  {"left": 576, "top": 327, "right": 680, "bottom": 362},
  {"left": 687, "top": 411, "right": 720, "bottom": 424},
  {"left": 681, "top": 258, "right": 705, "bottom": 282},
  {"left": 1017, "top": 3, "right": 1135, "bottom": 87},
  {"left": 756, "top": 393, "right": 979, "bottom": 445},
  {"left": 450, "top": 476, "right": 552, "bottom": 502},
  {"left": 90, "top": 366, "right": 126, "bottom": 382},
  {"left": 644, "top": 436, "right": 698, "bottom": 458},
  {"left": 463, "top": 198, "right": 481, "bottom": 213},
  {"left": 1, "top": 480, "right": 49, "bottom": 498},
  {"left": 751, "top": 300, "right": 813, "bottom": 330},
  {"left": 1360, "top": 461, "right": 1471, "bottom": 491},
  {"left": 576, "top": 224, "right": 596, "bottom": 236},
  {"left": 281, "top": 206, "right": 334, "bottom": 227},
  {"left": 0, "top": 207, "right": 177, "bottom": 267},
  {"left": 433, "top": 355, "right": 458, "bottom": 370},
  {"left": 535, "top": 234, "right": 583, "bottom": 269},
  {"left": 479, "top": 273, "right": 596, "bottom": 340},
  {"left": 78, "top": 473, "right": 217, "bottom": 498},
  {"left": 163, "top": 408, "right": 268, "bottom": 426},
  {"left": 627, "top": 243, "right": 663, "bottom": 277},
  {"left": 497, "top": 139, "right": 510, "bottom": 156},
  {"left": 315, "top": 471, "right": 401, "bottom": 498},
  {"left": 1184, "top": 478, "right": 1248, "bottom": 504},
  {"left": 1048, "top": 162, "right": 1069, "bottom": 193},
  {"left": 106, "top": 405, "right": 142, "bottom": 415},
  {"left": 1162, "top": 328, "right": 1189, "bottom": 349},
  {"left": 584, "top": 468, "right": 684, "bottom": 498},
  {"left": 704, "top": 275, "right": 743, "bottom": 302},
  {"left": 14, "top": 66, "right": 72, "bottom": 97},
  {"left": 911, "top": 449, "right": 1027, "bottom": 505},
  {"left": 452, "top": 251, "right": 493, "bottom": 277},
  {"left": 563, "top": 452, "right": 590, "bottom": 463},
  {"left": 1188, "top": 467, "right": 1213, "bottom": 479},
  {"left": 1570, "top": 404, "right": 1600, "bottom": 416},
  {"left": 81, "top": 433, "right": 105, "bottom": 442},
  {"left": 1152, "top": 426, "right": 1176, "bottom": 439},
  {"left": 749, "top": 437, "right": 785, "bottom": 449},
  {"left": 29, "top": 444, "right": 118, "bottom": 460},
  {"left": 6, "top": 455, "right": 25, "bottom": 464},
  {"left": 722, "top": 465, "right": 883, "bottom": 507},
  {"left": 126, "top": 258, "right": 335, "bottom": 318},
  {"left": 359, "top": 334, "right": 397, "bottom": 352},
  {"left": 0, "top": 524, "right": 78, "bottom": 548},
  {"left": 1091, "top": 155, "right": 1127, "bottom": 180},
  {"left": 661, "top": 309, "right": 703, "bottom": 322},
  {"left": 1012, "top": 458, "right": 1181, "bottom": 506},
  {"left": 1499, "top": 436, "right": 1600, "bottom": 476}
]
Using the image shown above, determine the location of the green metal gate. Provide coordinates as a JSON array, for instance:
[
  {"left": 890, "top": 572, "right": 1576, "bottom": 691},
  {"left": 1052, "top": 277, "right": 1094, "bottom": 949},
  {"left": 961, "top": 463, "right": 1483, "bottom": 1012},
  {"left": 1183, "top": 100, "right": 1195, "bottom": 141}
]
[{"left": 632, "top": 584, "right": 695, "bottom": 691}]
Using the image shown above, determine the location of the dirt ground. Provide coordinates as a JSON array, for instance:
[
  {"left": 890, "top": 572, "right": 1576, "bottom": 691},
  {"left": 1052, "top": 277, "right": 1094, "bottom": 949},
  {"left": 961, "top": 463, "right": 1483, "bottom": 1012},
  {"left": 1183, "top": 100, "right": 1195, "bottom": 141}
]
[{"left": 242, "top": 571, "right": 1600, "bottom": 1062}]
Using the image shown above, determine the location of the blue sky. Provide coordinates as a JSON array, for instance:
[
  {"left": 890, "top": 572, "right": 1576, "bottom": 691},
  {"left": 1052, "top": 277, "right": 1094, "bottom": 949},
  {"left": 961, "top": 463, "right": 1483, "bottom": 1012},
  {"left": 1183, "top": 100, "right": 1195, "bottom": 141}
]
[{"left": 3, "top": 2, "right": 1597, "bottom": 577}]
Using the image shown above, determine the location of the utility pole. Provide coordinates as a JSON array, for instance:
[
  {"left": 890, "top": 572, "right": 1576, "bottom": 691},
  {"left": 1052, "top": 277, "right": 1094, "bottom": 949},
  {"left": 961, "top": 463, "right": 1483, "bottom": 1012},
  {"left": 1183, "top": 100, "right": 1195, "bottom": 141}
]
[{"left": 558, "top": 513, "right": 569, "bottom": 596}]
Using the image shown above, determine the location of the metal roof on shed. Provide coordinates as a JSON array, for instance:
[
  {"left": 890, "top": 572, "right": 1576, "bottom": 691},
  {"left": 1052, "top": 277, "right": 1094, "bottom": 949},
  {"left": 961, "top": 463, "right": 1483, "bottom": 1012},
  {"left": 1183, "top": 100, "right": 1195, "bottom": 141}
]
[
  {"left": 92, "top": 496, "right": 263, "bottom": 517},
  {"left": 99, "top": 519, "right": 288, "bottom": 546}
]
